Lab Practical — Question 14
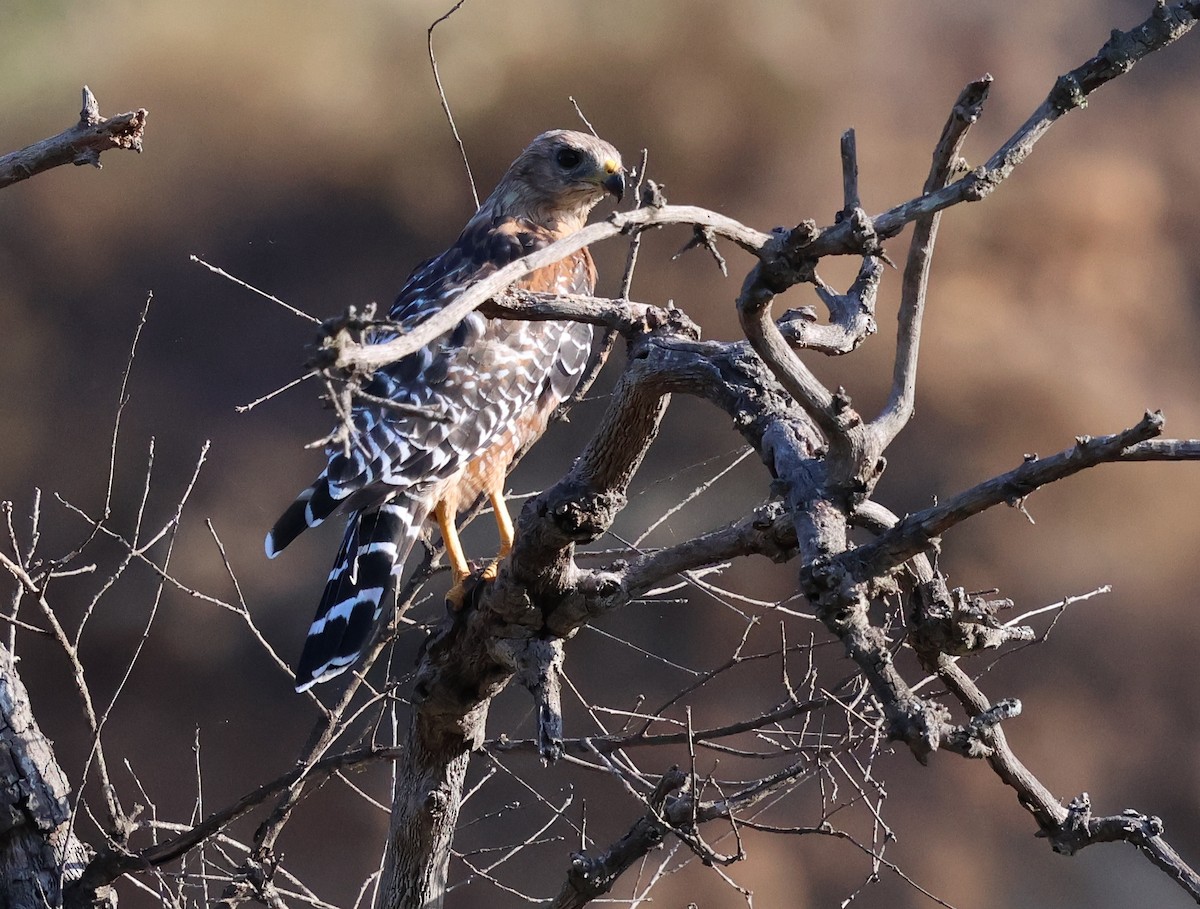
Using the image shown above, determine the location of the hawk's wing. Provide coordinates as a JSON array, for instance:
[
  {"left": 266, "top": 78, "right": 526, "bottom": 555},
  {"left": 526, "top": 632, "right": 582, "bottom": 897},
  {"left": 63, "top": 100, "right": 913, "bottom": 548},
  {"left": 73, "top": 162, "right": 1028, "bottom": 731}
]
[
  {"left": 265, "top": 214, "right": 595, "bottom": 555},
  {"left": 272, "top": 215, "right": 596, "bottom": 690}
]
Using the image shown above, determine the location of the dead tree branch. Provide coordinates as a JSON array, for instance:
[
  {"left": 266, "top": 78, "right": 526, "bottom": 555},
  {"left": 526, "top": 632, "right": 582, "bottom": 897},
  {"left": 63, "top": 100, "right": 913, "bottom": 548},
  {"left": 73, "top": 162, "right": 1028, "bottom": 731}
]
[
  {"left": 874, "top": 76, "right": 991, "bottom": 445},
  {"left": 840, "top": 410, "right": 1167, "bottom": 584},
  {"left": 0, "top": 87, "right": 147, "bottom": 189},
  {"left": 0, "top": 644, "right": 108, "bottom": 909}
]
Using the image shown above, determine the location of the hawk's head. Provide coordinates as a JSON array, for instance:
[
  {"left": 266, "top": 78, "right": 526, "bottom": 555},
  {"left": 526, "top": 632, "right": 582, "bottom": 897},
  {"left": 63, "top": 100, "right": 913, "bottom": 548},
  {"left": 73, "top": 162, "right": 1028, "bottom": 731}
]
[{"left": 489, "top": 129, "right": 625, "bottom": 232}]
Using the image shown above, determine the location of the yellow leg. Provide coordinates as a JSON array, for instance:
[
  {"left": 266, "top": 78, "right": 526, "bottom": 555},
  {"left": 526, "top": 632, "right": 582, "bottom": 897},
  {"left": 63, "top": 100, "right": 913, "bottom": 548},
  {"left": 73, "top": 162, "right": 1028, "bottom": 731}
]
[
  {"left": 440, "top": 485, "right": 514, "bottom": 609},
  {"left": 490, "top": 487, "right": 515, "bottom": 562},
  {"left": 481, "top": 487, "right": 514, "bottom": 584},
  {"left": 436, "top": 501, "right": 471, "bottom": 610}
]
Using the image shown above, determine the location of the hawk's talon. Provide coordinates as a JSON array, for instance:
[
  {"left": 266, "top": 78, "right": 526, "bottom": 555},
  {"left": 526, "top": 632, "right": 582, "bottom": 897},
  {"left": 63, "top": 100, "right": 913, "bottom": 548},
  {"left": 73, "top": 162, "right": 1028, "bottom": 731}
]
[
  {"left": 480, "top": 558, "right": 501, "bottom": 583},
  {"left": 446, "top": 579, "right": 468, "bottom": 612},
  {"left": 446, "top": 569, "right": 492, "bottom": 612}
]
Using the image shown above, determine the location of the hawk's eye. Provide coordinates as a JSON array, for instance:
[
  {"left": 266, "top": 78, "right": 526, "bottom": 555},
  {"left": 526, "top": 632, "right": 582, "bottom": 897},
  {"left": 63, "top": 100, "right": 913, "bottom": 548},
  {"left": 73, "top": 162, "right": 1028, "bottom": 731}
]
[{"left": 555, "top": 147, "right": 583, "bottom": 170}]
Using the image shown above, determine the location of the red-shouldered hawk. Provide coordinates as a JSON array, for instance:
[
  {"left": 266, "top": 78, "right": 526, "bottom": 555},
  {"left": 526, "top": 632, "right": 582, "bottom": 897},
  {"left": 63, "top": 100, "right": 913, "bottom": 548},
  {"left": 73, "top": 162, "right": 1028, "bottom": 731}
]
[{"left": 266, "top": 130, "right": 624, "bottom": 691}]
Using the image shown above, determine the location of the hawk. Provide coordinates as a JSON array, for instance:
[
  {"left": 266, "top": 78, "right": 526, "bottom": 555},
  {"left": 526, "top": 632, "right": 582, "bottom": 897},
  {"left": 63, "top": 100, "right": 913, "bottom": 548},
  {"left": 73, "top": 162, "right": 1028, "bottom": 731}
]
[{"left": 266, "top": 129, "right": 625, "bottom": 691}]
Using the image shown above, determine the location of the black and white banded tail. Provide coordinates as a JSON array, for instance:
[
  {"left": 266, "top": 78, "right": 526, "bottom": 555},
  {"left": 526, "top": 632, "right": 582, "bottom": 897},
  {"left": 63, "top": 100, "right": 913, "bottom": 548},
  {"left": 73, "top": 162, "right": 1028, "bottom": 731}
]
[
  {"left": 268, "top": 496, "right": 426, "bottom": 691},
  {"left": 264, "top": 468, "right": 347, "bottom": 560}
]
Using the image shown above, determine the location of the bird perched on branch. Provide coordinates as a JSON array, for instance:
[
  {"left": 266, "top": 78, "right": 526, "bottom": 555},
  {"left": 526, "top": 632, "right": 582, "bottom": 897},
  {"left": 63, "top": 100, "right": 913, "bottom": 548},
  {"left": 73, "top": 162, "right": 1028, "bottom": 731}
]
[{"left": 266, "top": 130, "right": 625, "bottom": 691}]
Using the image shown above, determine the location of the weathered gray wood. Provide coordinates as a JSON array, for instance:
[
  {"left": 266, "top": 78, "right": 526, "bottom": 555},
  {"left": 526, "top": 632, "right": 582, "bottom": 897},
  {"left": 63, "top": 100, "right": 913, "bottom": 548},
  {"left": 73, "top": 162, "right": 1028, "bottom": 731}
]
[
  {"left": 0, "top": 644, "right": 108, "bottom": 909},
  {"left": 0, "top": 87, "right": 146, "bottom": 189}
]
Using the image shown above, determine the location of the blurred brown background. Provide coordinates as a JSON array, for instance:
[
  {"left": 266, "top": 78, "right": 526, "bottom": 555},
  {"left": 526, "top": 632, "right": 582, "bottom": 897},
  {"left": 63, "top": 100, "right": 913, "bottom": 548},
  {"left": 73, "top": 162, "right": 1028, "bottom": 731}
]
[{"left": 3, "top": 1, "right": 1199, "bottom": 907}]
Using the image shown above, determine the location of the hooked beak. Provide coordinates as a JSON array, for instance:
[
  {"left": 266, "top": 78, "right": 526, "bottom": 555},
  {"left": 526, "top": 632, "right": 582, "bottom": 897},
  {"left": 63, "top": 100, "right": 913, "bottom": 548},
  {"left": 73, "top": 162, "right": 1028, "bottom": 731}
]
[{"left": 602, "top": 163, "right": 625, "bottom": 203}]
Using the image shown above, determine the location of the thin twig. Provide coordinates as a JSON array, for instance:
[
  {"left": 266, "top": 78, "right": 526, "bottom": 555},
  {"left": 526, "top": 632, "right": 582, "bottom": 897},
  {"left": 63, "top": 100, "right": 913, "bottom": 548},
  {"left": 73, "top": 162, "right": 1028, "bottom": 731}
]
[
  {"left": 427, "top": 0, "right": 478, "bottom": 209},
  {"left": 191, "top": 255, "right": 320, "bottom": 324},
  {"left": 567, "top": 97, "right": 598, "bottom": 138},
  {"left": 237, "top": 371, "right": 320, "bottom": 414},
  {"left": 205, "top": 520, "right": 303, "bottom": 688}
]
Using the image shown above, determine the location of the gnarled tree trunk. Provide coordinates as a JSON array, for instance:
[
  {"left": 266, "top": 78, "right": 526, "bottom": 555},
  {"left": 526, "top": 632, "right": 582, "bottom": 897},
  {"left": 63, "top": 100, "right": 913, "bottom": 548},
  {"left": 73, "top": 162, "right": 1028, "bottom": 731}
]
[{"left": 0, "top": 644, "right": 109, "bottom": 909}]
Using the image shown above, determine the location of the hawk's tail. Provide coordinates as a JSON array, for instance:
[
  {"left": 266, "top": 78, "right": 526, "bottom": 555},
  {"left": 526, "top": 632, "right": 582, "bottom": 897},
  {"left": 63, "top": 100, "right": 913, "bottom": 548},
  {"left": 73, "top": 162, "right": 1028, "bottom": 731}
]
[
  {"left": 293, "top": 498, "right": 428, "bottom": 692},
  {"left": 264, "top": 472, "right": 343, "bottom": 559}
]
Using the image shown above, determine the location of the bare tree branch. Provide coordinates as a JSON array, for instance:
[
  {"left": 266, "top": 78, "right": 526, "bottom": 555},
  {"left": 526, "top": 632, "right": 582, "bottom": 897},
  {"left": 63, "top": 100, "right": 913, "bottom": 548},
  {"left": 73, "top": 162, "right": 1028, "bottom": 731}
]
[
  {"left": 839, "top": 410, "right": 1176, "bottom": 583},
  {"left": 872, "top": 76, "right": 992, "bottom": 445},
  {"left": 319, "top": 204, "right": 769, "bottom": 373},
  {"left": 794, "top": 1, "right": 1200, "bottom": 262},
  {"left": 0, "top": 87, "right": 146, "bottom": 189}
]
